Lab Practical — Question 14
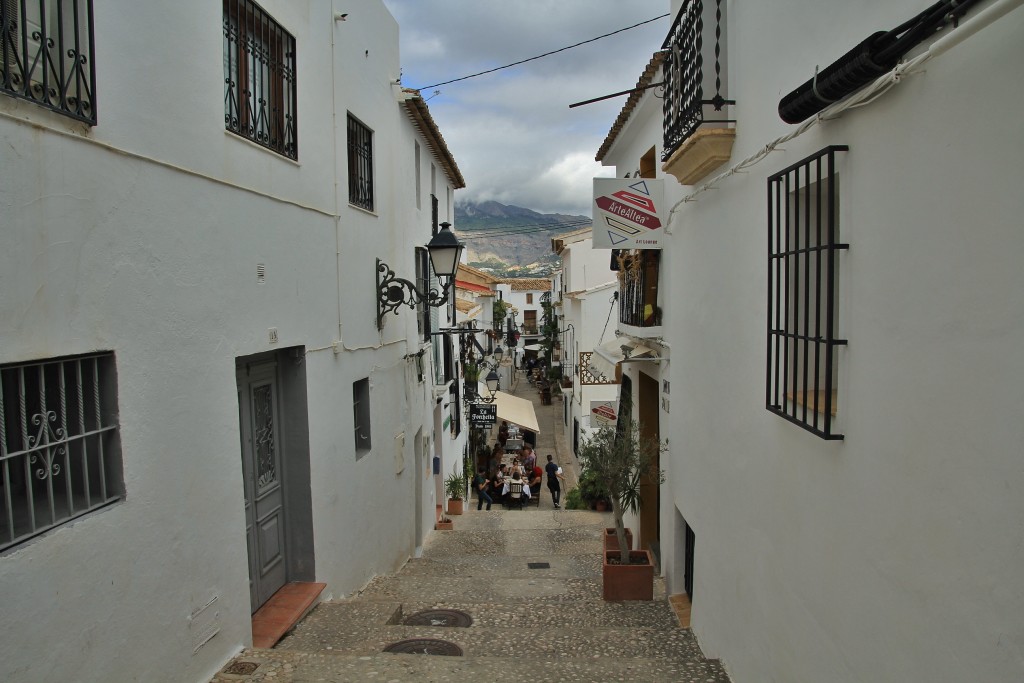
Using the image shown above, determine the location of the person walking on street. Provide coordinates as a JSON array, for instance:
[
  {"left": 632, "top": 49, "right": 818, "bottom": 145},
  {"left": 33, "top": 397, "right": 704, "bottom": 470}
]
[
  {"left": 545, "top": 454, "right": 564, "bottom": 508},
  {"left": 474, "top": 467, "right": 492, "bottom": 511}
]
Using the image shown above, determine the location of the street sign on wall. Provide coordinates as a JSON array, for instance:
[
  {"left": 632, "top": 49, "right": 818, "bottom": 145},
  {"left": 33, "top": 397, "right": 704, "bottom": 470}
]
[
  {"left": 592, "top": 178, "right": 665, "bottom": 249},
  {"left": 469, "top": 403, "right": 497, "bottom": 428}
]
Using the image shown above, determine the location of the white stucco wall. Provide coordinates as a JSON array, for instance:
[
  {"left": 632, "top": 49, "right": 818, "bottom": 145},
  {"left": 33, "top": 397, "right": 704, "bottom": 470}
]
[
  {"left": 602, "top": 1, "right": 1024, "bottom": 681},
  {"left": 0, "top": 1, "right": 463, "bottom": 681}
]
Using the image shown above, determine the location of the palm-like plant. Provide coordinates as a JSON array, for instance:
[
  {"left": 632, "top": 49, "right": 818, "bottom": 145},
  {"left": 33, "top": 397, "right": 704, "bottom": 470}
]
[{"left": 577, "top": 420, "right": 665, "bottom": 564}]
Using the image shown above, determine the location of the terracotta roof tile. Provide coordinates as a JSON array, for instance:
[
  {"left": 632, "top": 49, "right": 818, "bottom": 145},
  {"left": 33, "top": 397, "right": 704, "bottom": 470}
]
[
  {"left": 596, "top": 52, "right": 666, "bottom": 162},
  {"left": 498, "top": 278, "right": 552, "bottom": 291}
]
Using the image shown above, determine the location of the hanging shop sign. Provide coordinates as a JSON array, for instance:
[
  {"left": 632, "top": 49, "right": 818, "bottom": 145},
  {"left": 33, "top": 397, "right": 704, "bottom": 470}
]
[
  {"left": 590, "top": 400, "right": 618, "bottom": 427},
  {"left": 469, "top": 403, "right": 498, "bottom": 428},
  {"left": 592, "top": 178, "right": 665, "bottom": 249}
]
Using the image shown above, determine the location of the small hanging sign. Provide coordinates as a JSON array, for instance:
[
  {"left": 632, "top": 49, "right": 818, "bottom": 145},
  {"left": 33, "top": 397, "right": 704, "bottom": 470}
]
[{"left": 592, "top": 178, "right": 665, "bottom": 249}]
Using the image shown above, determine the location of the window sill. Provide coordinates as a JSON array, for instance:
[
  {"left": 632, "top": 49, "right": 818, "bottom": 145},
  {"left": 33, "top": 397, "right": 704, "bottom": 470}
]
[
  {"left": 348, "top": 203, "right": 378, "bottom": 217},
  {"left": 786, "top": 389, "right": 838, "bottom": 417},
  {"left": 662, "top": 127, "right": 735, "bottom": 185}
]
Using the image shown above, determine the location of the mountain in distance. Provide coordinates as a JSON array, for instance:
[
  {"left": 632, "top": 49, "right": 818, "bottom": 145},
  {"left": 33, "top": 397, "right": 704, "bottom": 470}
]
[{"left": 454, "top": 200, "right": 590, "bottom": 277}]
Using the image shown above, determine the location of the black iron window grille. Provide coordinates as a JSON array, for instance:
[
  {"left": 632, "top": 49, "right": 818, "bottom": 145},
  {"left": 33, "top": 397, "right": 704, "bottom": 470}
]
[
  {"left": 0, "top": 352, "right": 123, "bottom": 552},
  {"left": 348, "top": 114, "right": 374, "bottom": 211},
  {"left": 223, "top": 0, "right": 297, "bottom": 159},
  {"left": 661, "top": 0, "right": 733, "bottom": 161},
  {"left": 415, "top": 247, "right": 431, "bottom": 342},
  {"left": 617, "top": 250, "right": 661, "bottom": 328},
  {"left": 766, "top": 146, "right": 848, "bottom": 440},
  {"left": 0, "top": 0, "right": 96, "bottom": 124}
]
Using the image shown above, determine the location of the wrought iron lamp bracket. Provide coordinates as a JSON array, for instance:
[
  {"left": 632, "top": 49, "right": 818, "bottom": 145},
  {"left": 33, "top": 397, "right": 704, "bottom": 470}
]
[{"left": 376, "top": 258, "right": 451, "bottom": 329}]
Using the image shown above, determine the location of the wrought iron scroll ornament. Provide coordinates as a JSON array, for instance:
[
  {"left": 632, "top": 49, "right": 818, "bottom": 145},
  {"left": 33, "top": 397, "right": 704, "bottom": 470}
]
[
  {"left": 377, "top": 259, "right": 450, "bottom": 329},
  {"left": 28, "top": 411, "right": 65, "bottom": 480}
]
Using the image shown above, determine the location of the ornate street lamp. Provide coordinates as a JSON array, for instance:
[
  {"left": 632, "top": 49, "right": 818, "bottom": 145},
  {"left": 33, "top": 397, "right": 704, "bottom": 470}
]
[{"left": 376, "top": 222, "right": 464, "bottom": 329}]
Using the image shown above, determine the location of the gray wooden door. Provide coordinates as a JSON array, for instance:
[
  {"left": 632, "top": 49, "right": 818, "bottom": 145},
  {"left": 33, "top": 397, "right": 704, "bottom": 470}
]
[{"left": 237, "top": 361, "right": 288, "bottom": 612}]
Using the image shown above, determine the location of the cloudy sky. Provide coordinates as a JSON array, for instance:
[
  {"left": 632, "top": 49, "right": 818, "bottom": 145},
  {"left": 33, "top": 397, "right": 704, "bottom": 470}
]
[{"left": 381, "top": 0, "right": 670, "bottom": 217}]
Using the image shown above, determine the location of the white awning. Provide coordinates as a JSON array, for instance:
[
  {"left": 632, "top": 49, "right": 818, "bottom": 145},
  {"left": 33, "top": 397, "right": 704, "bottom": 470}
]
[
  {"left": 588, "top": 337, "right": 659, "bottom": 381},
  {"left": 477, "top": 382, "right": 540, "bottom": 433},
  {"left": 523, "top": 343, "right": 543, "bottom": 351}
]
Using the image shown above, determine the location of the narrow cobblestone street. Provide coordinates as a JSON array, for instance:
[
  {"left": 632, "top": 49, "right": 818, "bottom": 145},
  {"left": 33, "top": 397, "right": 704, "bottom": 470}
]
[{"left": 210, "top": 372, "right": 730, "bottom": 682}]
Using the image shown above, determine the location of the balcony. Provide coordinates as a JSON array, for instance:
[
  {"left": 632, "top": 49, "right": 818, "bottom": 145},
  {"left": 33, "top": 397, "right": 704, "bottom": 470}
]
[
  {"left": 661, "top": 0, "right": 734, "bottom": 185},
  {"left": 616, "top": 250, "right": 662, "bottom": 337}
]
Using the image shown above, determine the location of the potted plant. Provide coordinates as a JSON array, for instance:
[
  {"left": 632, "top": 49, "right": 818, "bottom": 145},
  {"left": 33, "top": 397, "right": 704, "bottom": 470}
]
[
  {"left": 577, "top": 420, "right": 665, "bottom": 601},
  {"left": 576, "top": 467, "right": 610, "bottom": 511},
  {"left": 435, "top": 517, "right": 454, "bottom": 531},
  {"left": 445, "top": 470, "right": 465, "bottom": 516}
]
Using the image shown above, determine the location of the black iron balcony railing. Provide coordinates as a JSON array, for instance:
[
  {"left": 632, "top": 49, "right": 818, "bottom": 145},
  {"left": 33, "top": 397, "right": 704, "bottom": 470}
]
[
  {"left": 662, "top": 0, "right": 733, "bottom": 161},
  {"left": 520, "top": 323, "right": 538, "bottom": 335},
  {"left": 618, "top": 250, "right": 661, "bottom": 328},
  {"left": 0, "top": 0, "right": 96, "bottom": 124}
]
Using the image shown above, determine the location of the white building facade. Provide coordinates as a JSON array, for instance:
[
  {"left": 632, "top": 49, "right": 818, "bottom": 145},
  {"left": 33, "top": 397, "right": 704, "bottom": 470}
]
[
  {"left": 596, "top": 0, "right": 1024, "bottom": 681},
  {"left": 0, "top": 1, "right": 466, "bottom": 681},
  {"left": 550, "top": 229, "right": 620, "bottom": 459}
]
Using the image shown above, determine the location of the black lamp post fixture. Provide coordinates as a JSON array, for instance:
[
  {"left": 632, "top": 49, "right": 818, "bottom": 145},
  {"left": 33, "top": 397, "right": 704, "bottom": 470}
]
[
  {"left": 376, "top": 222, "right": 464, "bottom": 329},
  {"left": 476, "top": 345, "right": 504, "bottom": 404}
]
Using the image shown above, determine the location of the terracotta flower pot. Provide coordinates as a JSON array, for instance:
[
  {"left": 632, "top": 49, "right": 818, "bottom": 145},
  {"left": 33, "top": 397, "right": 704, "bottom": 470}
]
[
  {"left": 602, "top": 549, "right": 654, "bottom": 601},
  {"left": 435, "top": 520, "right": 454, "bottom": 531},
  {"left": 447, "top": 498, "right": 463, "bottom": 516},
  {"left": 603, "top": 527, "right": 633, "bottom": 552},
  {"left": 593, "top": 500, "right": 609, "bottom": 512}
]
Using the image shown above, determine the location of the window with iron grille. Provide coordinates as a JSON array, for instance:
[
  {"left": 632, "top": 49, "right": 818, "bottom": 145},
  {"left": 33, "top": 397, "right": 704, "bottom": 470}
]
[
  {"left": 415, "top": 247, "right": 430, "bottom": 342},
  {"left": 766, "top": 146, "right": 848, "bottom": 439},
  {"left": 0, "top": 0, "right": 96, "bottom": 124},
  {"left": 661, "top": 0, "right": 732, "bottom": 161},
  {"left": 348, "top": 114, "right": 374, "bottom": 211},
  {"left": 0, "top": 352, "right": 123, "bottom": 552},
  {"left": 223, "top": 0, "right": 297, "bottom": 159},
  {"left": 353, "top": 378, "right": 371, "bottom": 457}
]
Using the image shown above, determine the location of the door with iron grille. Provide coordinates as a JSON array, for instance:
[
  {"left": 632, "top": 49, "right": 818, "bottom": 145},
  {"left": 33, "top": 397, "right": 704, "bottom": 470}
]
[{"left": 237, "top": 360, "right": 288, "bottom": 611}]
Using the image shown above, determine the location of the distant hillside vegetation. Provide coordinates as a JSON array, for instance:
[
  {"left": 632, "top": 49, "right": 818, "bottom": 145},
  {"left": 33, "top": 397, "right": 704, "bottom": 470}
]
[{"left": 455, "top": 200, "right": 589, "bottom": 276}]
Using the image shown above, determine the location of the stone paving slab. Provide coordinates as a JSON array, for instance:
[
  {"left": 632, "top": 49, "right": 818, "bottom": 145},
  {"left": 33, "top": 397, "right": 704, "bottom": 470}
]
[
  {"left": 422, "top": 527, "right": 610, "bottom": 558},
  {"left": 212, "top": 649, "right": 731, "bottom": 683}
]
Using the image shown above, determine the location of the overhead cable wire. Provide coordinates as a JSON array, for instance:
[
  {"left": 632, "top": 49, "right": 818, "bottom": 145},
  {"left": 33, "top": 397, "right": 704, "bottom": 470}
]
[{"left": 412, "top": 14, "right": 669, "bottom": 90}]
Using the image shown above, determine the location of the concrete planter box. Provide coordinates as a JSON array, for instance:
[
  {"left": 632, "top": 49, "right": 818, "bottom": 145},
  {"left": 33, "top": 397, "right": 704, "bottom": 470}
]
[
  {"left": 435, "top": 520, "right": 454, "bottom": 531},
  {"left": 602, "top": 549, "right": 654, "bottom": 601},
  {"left": 603, "top": 527, "right": 633, "bottom": 552}
]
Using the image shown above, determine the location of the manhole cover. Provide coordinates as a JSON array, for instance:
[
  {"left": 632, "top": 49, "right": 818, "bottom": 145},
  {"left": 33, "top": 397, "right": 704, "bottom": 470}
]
[
  {"left": 527, "top": 562, "right": 551, "bottom": 569},
  {"left": 403, "top": 609, "right": 473, "bottom": 627},
  {"left": 222, "top": 661, "right": 260, "bottom": 675},
  {"left": 383, "top": 638, "right": 464, "bottom": 656}
]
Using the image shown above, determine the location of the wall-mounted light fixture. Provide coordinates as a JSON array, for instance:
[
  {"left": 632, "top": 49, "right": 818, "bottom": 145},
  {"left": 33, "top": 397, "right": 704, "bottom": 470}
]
[
  {"left": 477, "top": 345, "right": 504, "bottom": 404},
  {"left": 377, "top": 222, "right": 464, "bottom": 329}
]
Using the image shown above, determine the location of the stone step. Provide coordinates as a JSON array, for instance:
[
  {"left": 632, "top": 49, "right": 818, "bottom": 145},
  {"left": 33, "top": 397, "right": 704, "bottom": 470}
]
[
  {"left": 423, "top": 525, "right": 610, "bottom": 557},
  {"left": 398, "top": 552, "right": 602, "bottom": 579},
  {"left": 299, "top": 599, "right": 680, "bottom": 630},
  {"left": 356, "top": 573, "right": 669, "bottom": 604},
  {"left": 212, "top": 648, "right": 731, "bottom": 683},
  {"left": 276, "top": 622, "right": 705, "bottom": 661}
]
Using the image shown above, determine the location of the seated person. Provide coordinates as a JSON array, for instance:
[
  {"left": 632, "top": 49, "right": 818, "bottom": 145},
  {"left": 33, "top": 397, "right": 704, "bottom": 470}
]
[
  {"left": 503, "top": 471, "right": 531, "bottom": 499},
  {"left": 527, "top": 465, "right": 543, "bottom": 500},
  {"left": 508, "top": 457, "right": 524, "bottom": 478},
  {"left": 521, "top": 445, "right": 537, "bottom": 472}
]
